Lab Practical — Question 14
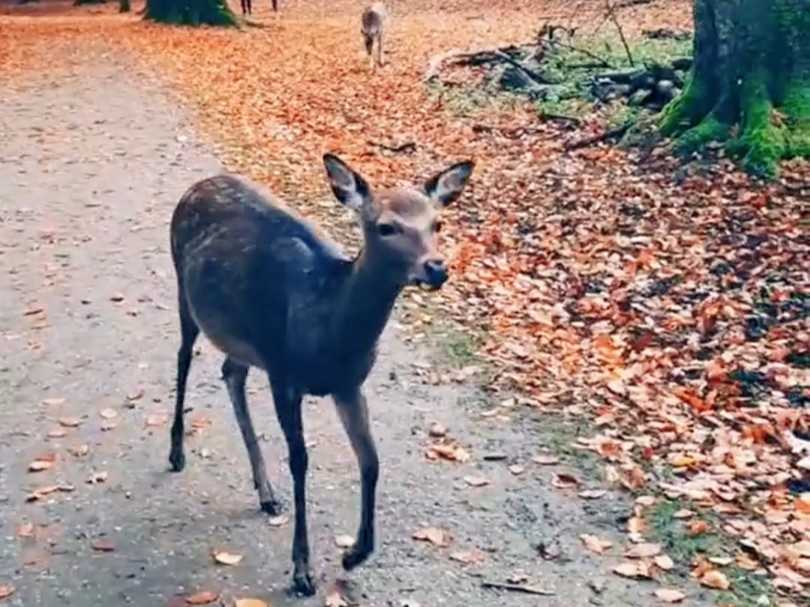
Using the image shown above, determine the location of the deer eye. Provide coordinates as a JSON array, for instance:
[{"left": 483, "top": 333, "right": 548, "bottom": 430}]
[
  {"left": 377, "top": 222, "right": 400, "bottom": 237},
  {"left": 433, "top": 220, "right": 443, "bottom": 233}
]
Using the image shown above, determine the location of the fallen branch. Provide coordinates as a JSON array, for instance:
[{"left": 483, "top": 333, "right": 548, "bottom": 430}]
[
  {"left": 606, "top": 0, "right": 635, "bottom": 65},
  {"left": 481, "top": 581, "right": 555, "bottom": 596},
  {"left": 564, "top": 122, "right": 632, "bottom": 150}
]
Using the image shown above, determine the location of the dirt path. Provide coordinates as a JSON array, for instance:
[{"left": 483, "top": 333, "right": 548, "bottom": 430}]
[{"left": 0, "top": 43, "right": 712, "bottom": 607}]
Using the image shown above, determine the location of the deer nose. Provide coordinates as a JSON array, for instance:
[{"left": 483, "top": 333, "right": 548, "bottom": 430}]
[{"left": 423, "top": 259, "right": 448, "bottom": 287}]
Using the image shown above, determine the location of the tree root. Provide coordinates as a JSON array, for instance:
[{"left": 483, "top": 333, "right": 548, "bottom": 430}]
[
  {"left": 659, "top": 72, "right": 712, "bottom": 137},
  {"left": 672, "top": 112, "right": 729, "bottom": 157},
  {"left": 783, "top": 78, "right": 810, "bottom": 158}
]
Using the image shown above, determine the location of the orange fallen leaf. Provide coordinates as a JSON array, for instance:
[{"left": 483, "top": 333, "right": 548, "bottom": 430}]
[
  {"left": 463, "top": 475, "right": 489, "bottom": 487},
  {"left": 146, "top": 414, "right": 169, "bottom": 428},
  {"left": 185, "top": 590, "right": 219, "bottom": 605},
  {"left": 234, "top": 600, "right": 268, "bottom": 607},
  {"left": 0, "top": 585, "right": 14, "bottom": 600},
  {"left": 687, "top": 520, "right": 711, "bottom": 536},
  {"left": 59, "top": 417, "right": 82, "bottom": 428},
  {"left": 580, "top": 534, "right": 613, "bottom": 554},
  {"left": 28, "top": 458, "right": 55, "bottom": 473},
  {"left": 626, "top": 543, "right": 662, "bottom": 559},
  {"left": 614, "top": 561, "right": 652, "bottom": 579},
  {"left": 654, "top": 588, "right": 686, "bottom": 603},
  {"left": 91, "top": 538, "right": 115, "bottom": 552},
  {"left": 211, "top": 549, "right": 243, "bottom": 566},
  {"left": 16, "top": 522, "right": 35, "bottom": 539},
  {"left": 700, "top": 570, "right": 730, "bottom": 590},
  {"left": 324, "top": 586, "right": 348, "bottom": 607},
  {"left": 413, "top": 526, "right": 451, "bottom": 547},
  {"left": 551, "top": 473, "right": 579, "bottom": 489}
]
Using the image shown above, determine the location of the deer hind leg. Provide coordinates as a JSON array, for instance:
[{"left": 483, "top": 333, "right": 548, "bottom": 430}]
[
  {"left": 333, "top": 388, "right": 379, "bottom": 571},
  {"left": 169, "top": 288, "right": 198, "bottom": 473},
  {"left": 272, "top": 381, "right": 315, "bottom": 596},
  {"left": 377, "top": 34, "right": 384, "bottom": 67},
  {"left": 222, "top": 357, "right": 280, "bottom": 515}
]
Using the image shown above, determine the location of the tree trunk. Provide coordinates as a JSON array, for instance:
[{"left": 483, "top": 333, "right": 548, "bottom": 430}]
[
  {"left": 119, "top": 0, "right": 130, "bottom": 12},
  {"left": 144, "top": 0, "right": 237, "bottom": 26},
  {"left": 659, "top": 0, "right": 810, "bottom": 178}
]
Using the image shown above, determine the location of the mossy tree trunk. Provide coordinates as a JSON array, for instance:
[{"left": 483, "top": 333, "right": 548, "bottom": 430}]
[
  {"left": 659, "top": 0, "right": 810, "bottom": 178},
  {"left": 145, "top": 0, "right": 237, "bottom": 26}
]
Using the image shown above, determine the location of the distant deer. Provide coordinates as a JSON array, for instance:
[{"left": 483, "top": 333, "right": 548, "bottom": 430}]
[
  {"left": 240, "top": 0, "right": 251, "bottom": 16},
  {"left": 168, "top": 154, "right": 474, "bottom": 596},
  {"left": 361, "top": 2, "right": 389, "bottom": 69}
]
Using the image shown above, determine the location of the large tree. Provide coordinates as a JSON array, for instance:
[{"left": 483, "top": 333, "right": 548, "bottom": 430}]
[
  {"left": 145, "top": 0, "right": 236, "bottom": 26},
  {"left": 659, "top": 0, "right": 809, "bottom": 177}
]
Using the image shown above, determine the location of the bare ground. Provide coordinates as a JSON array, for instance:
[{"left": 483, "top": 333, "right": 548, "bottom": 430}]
[{"left": 0, "top": 48, "right": 713, "bottom": 606}]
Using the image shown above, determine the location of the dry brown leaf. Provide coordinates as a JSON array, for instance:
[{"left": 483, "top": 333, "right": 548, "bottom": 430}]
[
  {"left": 627, "top": 516, "right": 646, "bottom": 538},
  {"left": 334, "top": 535, "right": 355, "bottom": 548},
  {"left": 413, "top": 526, "right": 451, "bottom": 547},
  {"left": 532, "top": 454, "right": 560, "bottom": 465},
  {"left": 700, "top": 570, "right": 730, "bottom": 590},
  {"left": 16, "top": 522, "right": 35, "bottom": 539},
  {"left": 654, "top": 554, "right": 675, "bottom": 571},
  {"left": 28, "top": 458, "right": 55, "bottom": 473},
  {"left": 43, "top": 398, "right": 66, "bottom": 406},
  {"left": 614, "top": 561, "right": 652, "bottom": 579},
  {"left": 59, "top": 417, "right": 82, "bottom": 428},
  {"left": 234, "top": 600, "right": 268, "bottom": 607},
  {"left": 551, "top": 473, "right": 579, "bottom": 489},
  {"left": 47, "top": 428, "right": 68, "bottom": 439},
  {"left": 0, "top": 586, "right": 14, "bottom": 600},
  {"left": 267, "top": 515, "right": 289, "bottom": 527},
  {"left": 428, "top": 422, "right": 447, "bottom": 437},
  {"left": 508, "top": 464, "right": 525, "bottom": 475},
  {"left": 463, "top": 475, "right": 490, "bottom": 487},
  {"left": 673, "top": 509, "right": 694, "bottom": 519},
  {"left": 185, "top": 590, "right": 219, "bottom": 605},
  {"left": 324, "top": 587, "right": 348, "bottom": 607},
  {"left": 578, "top": 489, "right": 607, "bottom": 500},
  {"left": 99, "top": 408, "right": 118, "bottom": 420},
  {"left": 654, "top": 588, "right": 686, "bottom": 603},
  {"left": 145, "top": 413, "right": 169, "bottom": 428},
  {"left": 211, "top": 549, "right": 243, "bottom": 565},
  {"left": 68, "top": 443, "right": 89, "bottom": 457},
  {"left": 687, "top": 520, "right": 712, "bottom": 536},
  {"left": 626, "top": 543, "right": 662, "bottom": 559},
  {"left": 581, "top": 534, "right": 613, "bottom": 554},
  {"left": 91, "top": 538, "right": 115, "bottom": 552},
  {"left": 449, "top": 548, "right": 486, "bottom": 564},
  {"left": 708, "top": 556, "right": 733, "bottom": 566}
]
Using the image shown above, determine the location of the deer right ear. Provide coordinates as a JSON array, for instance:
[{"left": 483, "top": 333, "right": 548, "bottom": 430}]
[{"left": 323, "top": 153, "right": 371, "bottom": 212}]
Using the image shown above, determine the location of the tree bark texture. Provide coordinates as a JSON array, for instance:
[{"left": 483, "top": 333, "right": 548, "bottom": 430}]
[
  {"left": 145, "top": 0, "right": 236, "bottom": 26},
  {"left": 659, "top": 0, "right": 810, "bottom": 177}
]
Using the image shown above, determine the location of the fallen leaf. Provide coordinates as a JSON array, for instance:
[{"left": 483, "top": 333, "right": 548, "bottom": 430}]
[
  {"left": 449, "top": 548, "right": 486, "bottom": 564},
  {"left": 127, "top": 388, "right": 144, "bottom": 402},
  {"left": 614, "top": 561, "right": 653, "bottom": 579},
  {"left": 47, "top": 428, "right": 68, "bottom": 439},
  {"left": 67, "top": 444, "right": 89, "bottom": 457},
  {"left": 267, "top": 515, "right": 289, "bottom": 527},
  {"left": 463, "top": 475, "right": 490, "bottom": 487},
  {"left": 334, "top": 535, "right": 355, "bottom": 548},
  {"left": 708, "top": 556, "right": 733, "bottom": 566},
  {"left": 551, "top": 473, "right": 579, "bottom": 489},
  {"left": 532, "top": 454, "right": 560, "bottom": 465},
  {"left": 211, "top": 549, "right": 242, "bottom": 565},
  {"left": 626, "top": 543, "right": 662, "bottom": 559},
  {"left": 673, "top": 509, "right": 694, "bottom": 519},
  {"left": 506, "top": 572, "right": 529, "bottom": 584},
  {"left": 0, "top": 586, "right": 14, "bottom": 600},
  {"left": 654, "top": 588, "right": 686, "bottom": 603},
  {"left": 86, "top": 471, "right": 108, "bottom": 484},
  {"left": 59, "top": 417, "right": 82, "bottom": 428},
  {"left": 413, "top": 526, "right": 451, "bottom": 547},
  {"left": 91, "top": 538, "right": 115, "bottom": 552},
  {"left": 100, "top": 408, "right": 118, "bottom": 420},
  {"left": 428, "top": 422, "right": 447, "bottom": 437},
  {"left": 16, "top": 522, "right": 35, "bottom": 539},
  {"left": 185, "top": 590, "right": 219, "bottom": 605},
  {"left": 578, "top": 489, "right": 607, "bottom": 500},
  {"left": 28, "top": 457, "right": 55, "bottom": 472},
  {"left": 700, "top": 570, "right": 730, "bottom": 590},
  {"left": 234, "top": 600, "right": 268, "bottom": 607},
  {"left": 324, "top": 586, "right": 348, "bottom": 607},
  {"left": 508, "top": 464, "right": 525, "bottom": 475},
  {"left": 687, "top": 520, "right": 712, "bottom": 536},
  {"left": 145, "top": 413, "right": 169, "bottom": 428},
  {"left": 43, "top": 398, "right": 66, "bottom": 406},
  {"left": 654, "top": 554, "right": 675, "bottom": 570},
  {"left": 581, "top": 533, "right": 613, "bottom": 554}
]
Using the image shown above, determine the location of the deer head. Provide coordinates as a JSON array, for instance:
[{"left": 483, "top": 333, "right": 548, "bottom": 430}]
[{"left": 323, "top": 153, "right": 474, "bottom": 291}]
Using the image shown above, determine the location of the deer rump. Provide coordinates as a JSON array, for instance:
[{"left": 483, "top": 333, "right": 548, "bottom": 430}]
[{"left": 171, "top": 175, "right": 373, "bottom": 397}]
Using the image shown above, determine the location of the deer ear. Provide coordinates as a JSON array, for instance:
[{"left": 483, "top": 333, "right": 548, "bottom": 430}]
[
  {"left": 424, "top": 160, "right": 474, "bottom": 207},
  {"left": 323, "top": 153, "right": 371, "bottom": 212}
]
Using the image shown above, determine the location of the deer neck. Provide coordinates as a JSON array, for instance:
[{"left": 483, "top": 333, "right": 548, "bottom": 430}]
[{"left": 331, "top": 248, "right": 404, "bottom": 355}]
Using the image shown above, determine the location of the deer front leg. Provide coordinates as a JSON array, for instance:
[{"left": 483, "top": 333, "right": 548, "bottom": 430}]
[
  {"left": 377, "top": 34, "right": 384, "bottom": 67},
  {"left": 272, "top": 382, "right": 314, "bottom": 596},
  {"left": 222, "top": 358, "right": 280, "bottom": 515},
  {"left": 333, "top": 388, "right": 379, "bottom": 571}
]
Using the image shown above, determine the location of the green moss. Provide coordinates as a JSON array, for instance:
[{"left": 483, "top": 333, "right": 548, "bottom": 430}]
[
  {"left": 672, "top": 112, "right": 729, "bottom": 156},
  {"left": 659, "top": 71, "right": 711, "bottom": 136},
  {"left": 782, "top": 78, "right": 810, "bottom": 157},
  {"left": 737, "top": 68, "right": 786, "bottom": 179},
  {"left": 145, "top": 0, "right": 237, "bottom": 26}
]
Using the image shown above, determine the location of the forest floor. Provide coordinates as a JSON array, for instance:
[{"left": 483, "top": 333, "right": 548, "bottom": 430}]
[{"left": 0, "top": 1, "right": 807, "bottom": 606}]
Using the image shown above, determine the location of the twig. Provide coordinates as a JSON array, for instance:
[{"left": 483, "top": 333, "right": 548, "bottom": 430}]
[
  {"left": 554, "top": 40, "right": 614, "bottom": 69},
  {"left": 605, "top": 0, "right": 635, "bottom": 65},
  {"left": 564, "top": 122, "right": 632, "bottom": 150},
  {"left": 481, "top": 581, "right": 555, "bottom": 596}
]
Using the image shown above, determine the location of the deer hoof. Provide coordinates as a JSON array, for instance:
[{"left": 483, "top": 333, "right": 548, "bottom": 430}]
[
  {"left": 291, "top": 571, "right": 316, "bottom": 597},
  {"left": 260, "top": 499, "right": 282, "bottom": 516},
  {"left": 341, "top": 544, "right": 372, "bottom": 571},
  {"left": 168, "top": 450, "right": 185, "bottom": 472}
]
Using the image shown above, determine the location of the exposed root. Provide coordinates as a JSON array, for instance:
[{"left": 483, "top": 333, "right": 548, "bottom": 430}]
[
  {"left": 659, "top": 72, "right": 712, "bottom": 137},
  {"left": 782, "top": 78, "right": 810, "bottom": 158},
  {"left": 672, "top": 111, "right": 729, "bottom": 157}
]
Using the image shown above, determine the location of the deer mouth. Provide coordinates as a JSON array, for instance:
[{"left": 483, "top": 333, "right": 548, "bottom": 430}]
[{"left": 408, "top": 277, "right": 444, "bottom": 292}]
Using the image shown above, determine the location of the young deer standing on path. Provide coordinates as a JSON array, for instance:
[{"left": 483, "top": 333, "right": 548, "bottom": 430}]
[
  {"left": 168, "top": 154, "right": 474, "bottom": 596},
  {"left": 361, "top": 2, "right": 389, "bottom": 69}
]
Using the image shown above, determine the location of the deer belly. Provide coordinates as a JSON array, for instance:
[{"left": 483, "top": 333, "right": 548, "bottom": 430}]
[{"left": 190, "top": 309, "right": 266, "bottom": 369}]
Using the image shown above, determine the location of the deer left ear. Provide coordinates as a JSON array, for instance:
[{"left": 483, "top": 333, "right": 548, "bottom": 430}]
[{"left": 424, "top": 160, "right": 474, "bottom": 207}]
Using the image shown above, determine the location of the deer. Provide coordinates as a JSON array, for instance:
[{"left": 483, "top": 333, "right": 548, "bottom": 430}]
[
  {"left": 240, "top": 0, "right": 251, "bottom": 16},
  {"left": 167, "top": 154, "right": 474, "bottom": 596},
  {"left": 361, "top": 2, "right": 389, "bottom": 69}
]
